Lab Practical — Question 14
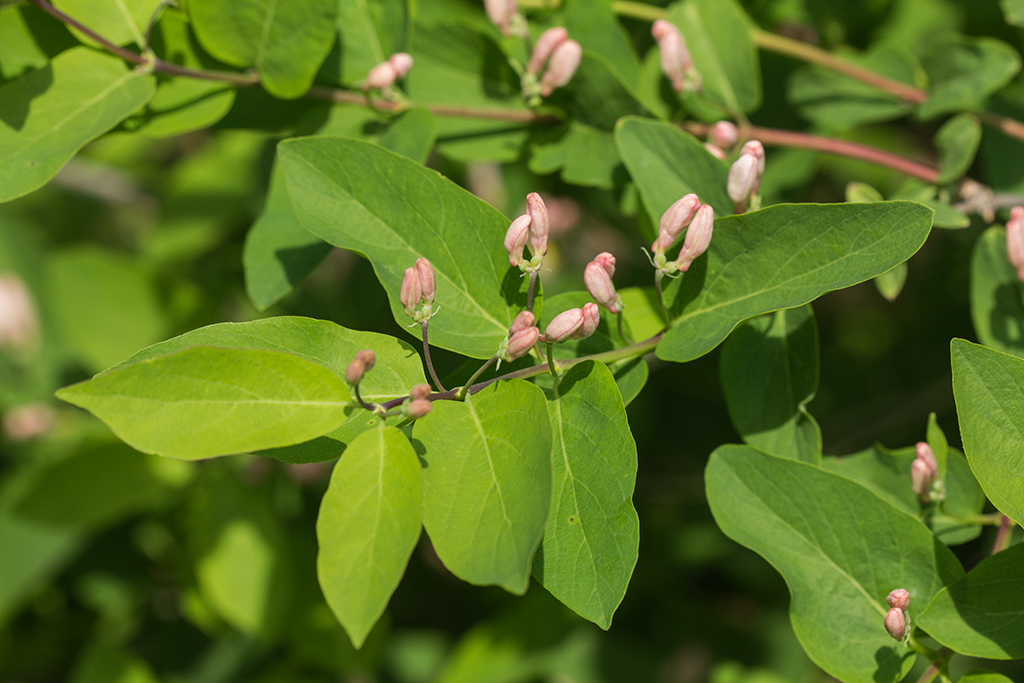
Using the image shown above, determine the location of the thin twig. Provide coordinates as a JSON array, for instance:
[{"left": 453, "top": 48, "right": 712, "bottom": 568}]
[
  {"left": 526, "top": 271, "right": 539, "bottom": 313},
  {"left": 458, "top": 355, "right": 498, "bottom": 399},
  {"left": 992, "top": 514, "right": 1014, "bottom": 555},
  {"left": 421, "top": 321, "right": 447, "bottom": 392}
]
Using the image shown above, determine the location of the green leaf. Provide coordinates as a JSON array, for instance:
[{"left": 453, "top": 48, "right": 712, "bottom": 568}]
[
  {"left": 665, "top": 0, "right": 761, "bottom": 115},
  {"left": 0, "top": 3, "right": 78, "bottom": 84},
  {"left": 69, "top": 641, "right": 159, "bottom": 683},
  {"left": 970, "top": 226, "right": 1024, "bottom": 358},
  {"left": 0, "top": 514, "right": 81, "bottom": 623},
  {"left": 279, "top": 136, "right": 529, "bottom": 359},
  {"left": 547, "top": 53, "right": 649, "bottom": 132},
  {"left": 52, "top": 0, "right": 162, "bottom": 47},
  {"left": 926, "top": 412, "right": 950, "bottom": 480},
  {"left": 616, "top": 117, "right": 734, "bottom": 237},
  {"left": 57, "top": 346, "right": 353, "bottom": 461},
  {"left": 188, "top": 0, "right": 338, "bottom": 98},
  {"left": 720, "top": 305, "right": 822, "bottom": 464},
  {"left": 890, "top": 180, "right": 970, "bottom": 229},
  {"left": 112, "top": 316, "right": 426, "bottom": 463},
  {"left": 46, "top": 246, "right": 165, "bottom": 373},
  {"left": 1002, "top": 0, "right": 1024, "bottom": 26},
  {"left": 788, "top": 45, "right": 920, "bottom": 131},
  {"left": 327, "top": 0, "right": 407, "bottom": 87},
  {"left": 951, "top": 339, "right": 1024, "bottom": 525},
  {"left": 959, "top": 671, "right": 1015, "bottom": 683},
  {"left": 0, "top": 47, "right": 155, "bottom": 203},
  {"left": 317, "top": 426, "right": 422, "bottom": 648},
  {"left": 821, "top": 444, "right": 986, "bottom": 546},
  {"left": 657, "top": 201, "right": 933, "bottom": 363},
  {"left": 533, "top": 361, "right": 639, "bottom": 629},
  {"left": 528, "top": 122, "right": 622, "bottom": 189},
  {"left": 706, "top": 445, "right": 965, "bottom": 683},
  {"left": 874, "top": 263, "right": 908, "bottom": 301},
  {"left": 919, "top": 542, "right": 1024, "bottom": 658},
  {"left": 935, "top": 114, "right": 981, "bottom": 184},
  {"left": 918, "top": 36, "right": 1021, "bottom": 120},
  {"left": 415, "top": 380, "right": 552, "bottom": 594},
  {"left": 556, "top": 0, "right": 640, "bottom": 88}
]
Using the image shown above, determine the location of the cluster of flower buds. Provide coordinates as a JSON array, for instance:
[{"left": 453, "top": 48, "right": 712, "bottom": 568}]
[
  {"left": 1007, "top": 206, "right": 1024, "bottom": 282},
  {"left": 646, "top": 194, "right": 714, "bottom": 276},
  {"left": 345, "top": 349, "right": 377, "bottom": 386},
  {"left": 584, "top": 252, "right": 623, "bottom": 314},
  {"left": 362, "top": 52, "right": 414, "bottom": 92},
  {"left": 498, "top": 311, "right": 540, "bottom": 363},
  {"left": 0, "top": 273, "right": 39, "bottom": 352},
  {"left": 400, "top": 258, "right": 437, "bottom": 323},
  {"left": 651, "top": 19, "right": 701, "bottom": 93},
  {"left": 505, "top": 192, "right": 550, "bottom": 273},
  {"left": 520, "top": 27, "right": 582, "bottom": 102},
  {"left": 484, "top": 0, "right": 526, "bottom": 37},
  {"left": 704, "top": 120, "right": 739, "bottom": 160},
  {"left": 911, "top": 441, "right": 944, "bottom": 504},
  {"left": 402, "top": 383, "right": 432, "bottom": 420},
  {"left": 884, "top": 589, "right": 911, "bottom": 642},
  {"left": 541, "top": 302, "right": 599, "bottom": 344},
  {"left": 728, "top": 140, "right": 766, "bottom": 212}
]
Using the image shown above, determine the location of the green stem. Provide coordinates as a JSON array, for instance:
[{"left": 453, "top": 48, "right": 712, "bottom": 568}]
[
  {"left": 458, "top": 355, "right": 498, "bottom": 399},
  {"left": 992, "top": 514, "right": 1015, "bottom": 555},
  {"left": 609, "top": 0, "right": 664, "bottom": 21},
  {"left": 654, "top": 271, "right": 671, "bottom": 330},
  {"left": 931, "top": 512, "right": 1004, "bottom": 526},
  {"left": 527, "top": 271, "right": 539, "bottom": 313},
  {"left": 546, "top": 343, "right": 559, "bottom": 377},
  {"left": 914, "top": 663, "right": 941, "bottom": 683},
  {"left": 616, "top": 310, "right": 630, "bottom": 345},
  {"left": 421, "top": 321, "right": 447, "bottom": 393}
]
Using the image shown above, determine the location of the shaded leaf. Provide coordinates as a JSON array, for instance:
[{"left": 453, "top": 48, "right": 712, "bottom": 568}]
[
  {"left": 935, "top": 114, "right": 981, "bottom": 184},
  {"left": 918, "top": 35, "right": 1021, "bottom": 120},
  {"left": 528, "top": 122, "right": 622, "bottom": 190},
  {"left": 326, "top": 0, "right": 407, "bottom": 87},
  {"left": 874, "top": 263, "right": 908, "bottom": 301},
  {"left": 969, "top": 226, "right": 1024, "bottom": 358}
]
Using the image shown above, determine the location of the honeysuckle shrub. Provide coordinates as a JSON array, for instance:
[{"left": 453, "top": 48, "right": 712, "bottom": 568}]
[{"left": 2, "top": 0, "right": 1024, "bottom": 681}]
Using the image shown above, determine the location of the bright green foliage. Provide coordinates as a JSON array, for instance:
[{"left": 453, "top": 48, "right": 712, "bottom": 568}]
[
  {"left": 960, "top": 672, "right": 1016, "bottom": 683},
  {"left": 1003, "top": 0, "right": 1024, "bottom": 26},
  {"left": 52, "top": 0, "right": 162, "bottom": 47},
  {"left": 188, "top": 0, "right": 337, "bottom": 98},
  {"left": 111, "top": 317, "right": 425, "bottom": 463},
  {"left": 919, "top": 543, "right": 1024, "bottom": 658},
  {"left": 69, "top": 641, "right": 160, "bottom": 683},
  {"left": 935, "top": 114, "right": 982, "bottom": 183},
  {"left": 279, "top": 137, "right": 529, "bottom": 359},
  {"left": 557, "top": 0, "right": 640, "bottom": 88},
  {"left": 528, "top": 122, "right": 622, "bottom": 189},
  {"left": 317, "top": 426, "right": 422, "bottom": 648},
  {"left": 720, "top": 305, "right": 822, "bottom": 464},
  {"left": 918, "top": 35, "right": 1022, "bottom": 119},
  {"left": 415, "top": 380, "right": 552, "bottom": 594},
  {"left": 57, "top": 346, "right": 353, "bottom": 460},
  {"left": 533, "top": 361, "right": 639, "bottom": 629},
  {"left": 706, "top": 445, "right": 965, "bottom": 683},
  {"left": 666, "top": 0, "right": 761, "bottom": 115},
  {"left": 330, "top": 0, "right": 408, "bottom": 87},
  {"left": 951, "top": 339, "right": 1024, "bottom": 525},
  {"left": 658, "top": 201, "right": 933, "bottom": 362},
  {"left": 970, "top": 227, "right": 1024, "bottom": 357},
  {"left": 0, "top": 47, "right": 155, "bottom": 203},
  {"left": 927, "top": 412, "right": 950, "bottom": 480}
]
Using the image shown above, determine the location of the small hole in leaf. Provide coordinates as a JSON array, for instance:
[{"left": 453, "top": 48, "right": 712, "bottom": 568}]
[{"left": 568, "top": 516, "right": 577, "bottom": 524}]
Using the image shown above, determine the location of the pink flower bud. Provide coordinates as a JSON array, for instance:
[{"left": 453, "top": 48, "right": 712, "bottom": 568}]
[
  {"left": 884, "top": 607, "right": 907, "bottom": 641},
  {"left": 585, "top": 259, "right": 622, "bottom": 314},
  {"left": 887, "top": 589, "right": 910, "bottom": 611},
  {"left": 527, "top": 27, "right": 568, "bottom": 75},
  {"left": 542, "top": 308, "right": 584, "bottom": 343},
  {"left": 345, "top": 358, "right": 365, "bottom": 385},
  {"left": 915, "top": 442, "right": 938, "bottom": 477},
  {"left": 1007, "top": 206, "right": 1024, "bottom": 281},
  {"left": 571, "top": 302, "right": 600, "bottom": 340},
  {"left": 526, "top": 192, "right": 550, "bottom": 257},
  {"left": 0, "top": 273, "right": 39, "bottom": 351},
  {"left": 363, "top": 61, "right": 399, "bottom": 91},
  {"left": 509, "top": 310, "right": 535, "bottom": 336},
  {"left": 911, "top": 457, "right": 934, "bottom": 503},
  {"left": 740, "top": 140, "right": 766, "bottom": 176},
  {"left": 727, "top": 153, "right": 759, "bottom": 204},
  {"left": 652, "top": 19, "right": 699, "bottom": 92},
  {"left": 404, "top": 398, "right": 432, "bottom": 420},
  {"left": 3, "top": 402, "right": 54, "bottom": 442},
  {"left": 416, "top": 258, "right": 436, "bottom": 305},
  {"left": 410, "top": 383, "right": 432, "bottom": 400},
  {"left": 505, "top": 326, "right": 539, "bottom": 361},
  {"left": 504, "top": 214, "right": 531, "bottom": 266},
  {"left": 655, "top": 193, "right": 700, "bottom": 253},
  {"left": 539, "top": 40, "right": 581, "bottom": 97},
  {"left": 356, "top": 349, "right": 376, "bottom": 372},
  {"left": 484, "top": 0, "right": 517, "bottom": 35},
  {"left": 388, "top": 52, "right": 414, "bottom": 79},
  {"left": 675, "top": 204, "right": 714, "bottom": 272},
  {"left": 593, "top": 251, "right": 616, "bottom": 277},
  {"left": 704, "top": 143, "right": 726, "bottom": 160},
  {"left": 400, "top": 266, "right": 421, "bottom": 316},
  {"left": 711, "top": 121, "right": 738, "bottom": 149}
]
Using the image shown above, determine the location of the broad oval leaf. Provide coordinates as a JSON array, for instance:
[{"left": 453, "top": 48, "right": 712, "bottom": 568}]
[
  {"left": 960, "top": 672, "right": 1015, "bottom": 683},
  {"left": 658, "top": 201, "right": 934, "bottom": 363},
  {"left": 951, "top": 339, "right": 1024, "bottom": 525},
  {"left": 533, "top": 361, "right": 639, "bottom": 629},
  {"left": 918, "top": 35, "right": 1021, "bottom": 120},
  {"left": 317, "top": 425, "right": 422, "bottom": 648},
  {"left": 327, "top": 0, "right": 407, "bottom": 87},
  {"left": 52, "top": 0, "right": 162, "bottom": 47},
  {"left": 706, "top": 445, "right": 965, "bottom": 683},
  {"left": 57, "top": 346, "right": 353, "bottom": 460},
  {"left": 919, "top": 542, "right": 1024, "bottom": 658},
  {"left": 0, "top": 47, "right": 155, "bottom": 203},
  {"left": 188, "top": 0, "right": 337, "bottom": 99},
  {"left": 969, "top": 227, "right": 1024, "bottom": 358},
  {"left": 112, "top": 316, "right": 426, "bottom": 463},
  {"left": 279, "top": 137, "right": 529, "bottom": 359},
  {"left": 415, "top": 380, "right": 552, "bottom": 594},
  {"left": 935, "top": 113, "right": 981, "bottom": 184},
  {"left": 720, "top": 305, "right": 822, "bottom": 464}
]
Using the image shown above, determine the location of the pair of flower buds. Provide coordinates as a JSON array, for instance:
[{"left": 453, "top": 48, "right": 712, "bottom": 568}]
[
  {"left": 400, "top": 258, "right": 436, "bottom": 323},
  {"left": 911, "top": 441, "right": 943, "bottom": 504},
  {"left": 649, "top": 194, "right": 715, "bottom": 275},
  {"left": 345, "top": 349, "right": 432, "bottom": 419},
  {"left": 884, "top": 588, "right": 911, "bottom": 642},
  {"left": 652, "top": 19, "right": 701, "bottom": 93},
  {"left": 505, "top": 192, "right": 550, "bottom": 272},
  {"left": 363, "top": 53, "right": 414, "bottom": 92},
  {"left": 485, "top": 1, "right": 580, "bottom": 99},
  {"left": 495, "top": 304, "right": 599, "bottom": 364}
]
